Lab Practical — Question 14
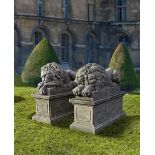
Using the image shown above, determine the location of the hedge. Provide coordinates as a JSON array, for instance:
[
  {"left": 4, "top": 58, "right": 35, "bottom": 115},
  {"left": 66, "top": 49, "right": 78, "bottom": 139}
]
[
  {"left": 21, "top": 38, "right": 59, "bottom": 85},
  {"left": 109, "top": 43, "right": 137, "bottom": 91}
]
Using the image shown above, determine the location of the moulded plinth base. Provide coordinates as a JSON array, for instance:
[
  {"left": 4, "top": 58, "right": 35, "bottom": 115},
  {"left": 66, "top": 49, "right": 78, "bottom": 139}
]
[
  {"left": 69, "top": 86, "right": 126, "bottom": 134},
  {"left": 70, "top": 112, "right": 126, "bottom": 134},
  {"left": 32, "top": 92, "right": 74, "bottom": 124}
]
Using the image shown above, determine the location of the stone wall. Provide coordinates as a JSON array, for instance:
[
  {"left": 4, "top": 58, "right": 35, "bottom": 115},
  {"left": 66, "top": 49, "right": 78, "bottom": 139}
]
[
  {"left": 14, "top": 0, "right": 36, "bottom": 15},
  {"left": 127, "top": 0, "right": 140, "bottom": 21},
  {"left": 14, "top": 0, "right": 140, "bottom": 73}
]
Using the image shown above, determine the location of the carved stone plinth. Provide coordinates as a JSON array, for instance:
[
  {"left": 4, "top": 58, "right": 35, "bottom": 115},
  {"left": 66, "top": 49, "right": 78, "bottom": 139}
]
[
  {"left": 32, "top": 92, "right": 74, "bottom": 124},
  {"left": 70, "top": 86, "right": 126, "bottom": 134}
]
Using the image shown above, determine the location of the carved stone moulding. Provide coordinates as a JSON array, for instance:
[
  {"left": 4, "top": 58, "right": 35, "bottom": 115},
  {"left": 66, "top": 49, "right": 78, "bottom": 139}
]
[
  {"left": 69, "top": 86, "right": 126, "bottom": 134},
  {"left": 32, "top": 91, "right": 74, "bottom": 124}
]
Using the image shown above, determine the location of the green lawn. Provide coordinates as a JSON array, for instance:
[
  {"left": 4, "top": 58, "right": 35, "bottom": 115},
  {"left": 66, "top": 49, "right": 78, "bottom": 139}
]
[{"left": 15, "top": 86, "right": 140, "bottom": 155}]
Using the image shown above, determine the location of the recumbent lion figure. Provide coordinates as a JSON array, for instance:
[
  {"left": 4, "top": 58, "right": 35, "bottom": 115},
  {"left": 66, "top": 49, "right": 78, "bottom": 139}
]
[
  {"left": 72, "top": 63, "right": 120, "bottom": 97},
  {"left": 38, "top": 62, "right": 76, "bottom": 95}
]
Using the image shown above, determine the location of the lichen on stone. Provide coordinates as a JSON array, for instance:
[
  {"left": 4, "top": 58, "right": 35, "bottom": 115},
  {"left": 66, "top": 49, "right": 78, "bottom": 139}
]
[
  {"left": 37, "top": 62, "right": 76, "bottom": 95},
  {"left": 73, "top": 63, "right": 120, "bottom": 97}
]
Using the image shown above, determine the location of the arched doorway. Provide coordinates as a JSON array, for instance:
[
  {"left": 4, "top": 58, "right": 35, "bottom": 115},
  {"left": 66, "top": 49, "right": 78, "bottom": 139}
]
[
  {"left": 18, "top": 26, "right": 50, "bottom": 73},
  {"left": 118, "top": 35, "right": 130, "bottom": 46},
  {"left": 114, "top": 31, "right": 131, "bottom": 46},
  {"left": 31, "top": 26, "right": 50, "bottom": 45},
  {"left": 34, "top": 31, "right": 43, "bottom": 45}
]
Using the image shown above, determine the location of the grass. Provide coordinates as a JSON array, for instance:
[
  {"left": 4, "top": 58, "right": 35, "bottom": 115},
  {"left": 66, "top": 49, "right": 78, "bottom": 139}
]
[
  {"left": 14, "top": 73, "right": 23, "bottom": 86},
  {"left": 14, "top": 86, "right": 140, "bottom": 155},
  {"left": 21, "top": 38, "right": 59, "bottom": 85}
]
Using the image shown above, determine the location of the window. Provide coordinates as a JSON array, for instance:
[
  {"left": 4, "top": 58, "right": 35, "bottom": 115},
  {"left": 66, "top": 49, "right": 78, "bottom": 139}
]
[
  {"left": 88, "top": 4, "right": 95, "bottom": 21},
  {"left": 63, "top": 0, "right": 70, "bottom": 19},
  {"left": 61, "top": 34, "right": 69, "bottom": 62},
  {"left": 37, "top": 0, "right": 44, "bottom": 16},
  {"left": 116, "top": 0, "right": 127, "bottom": 21},
  {"left": 86, "top": 35, "right": 94, "bottom": 63},
  {"left": 34, "top": 32, "right": 42, "bottom": 44},
  {"left": 119, "top": 35, "right": 129, "bottom": 45}
]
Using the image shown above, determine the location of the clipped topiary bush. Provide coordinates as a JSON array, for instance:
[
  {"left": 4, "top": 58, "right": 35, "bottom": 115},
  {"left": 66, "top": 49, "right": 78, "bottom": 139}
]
[
  {"left": 21, "top": 38, "right": 59, "bottom": 85},
  {"left": 109, "top": 43, "right": 137, "bottom": 91}
]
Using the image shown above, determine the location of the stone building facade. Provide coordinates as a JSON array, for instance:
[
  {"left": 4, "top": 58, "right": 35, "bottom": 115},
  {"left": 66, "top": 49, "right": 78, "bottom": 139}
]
[{"left": 14, "top": 0, "right": 140, "bottom": 73}]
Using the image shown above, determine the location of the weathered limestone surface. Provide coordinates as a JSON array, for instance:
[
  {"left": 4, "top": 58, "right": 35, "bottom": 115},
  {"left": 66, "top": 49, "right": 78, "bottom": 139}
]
[
  {"left": 70, "top": 86, "right": 126, "bottom": 134},
  {"left": 72, "top": 63, "right": 120, "bottom": 97},
  {"left": 37, "top": 63, "right": 76, "bottom": 95},
  {"left": 32, "top": 63, "right": 75, "bottom": 123},
  {"left": 15, "top": 0, "right": 140, "bottom": 74},
  {"left": 70, "top": 63, "right": 125, "bottom": 134},
  {"left": 32, "top": 92, "right": 74, "bottom": 124}
]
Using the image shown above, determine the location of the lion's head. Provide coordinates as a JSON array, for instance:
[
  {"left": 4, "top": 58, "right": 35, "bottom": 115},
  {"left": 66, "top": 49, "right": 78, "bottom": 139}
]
[
  {"left": 74, "top": 72, "right": 85, "bottom": 86},
  {"left": 38, "top": 62, "right": 75, "bottom": 95},
  {"left": 73, "top": 63, "right": 119, "bottom": 97}
]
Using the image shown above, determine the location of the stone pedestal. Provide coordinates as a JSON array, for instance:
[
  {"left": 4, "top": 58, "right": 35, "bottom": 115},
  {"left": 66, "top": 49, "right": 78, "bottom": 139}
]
[
  {"left": 32, "top": 92, "right": 74, "bottom": 124},
  {"left": 70, "top": 86, "right": 126, "bottom": 134}
]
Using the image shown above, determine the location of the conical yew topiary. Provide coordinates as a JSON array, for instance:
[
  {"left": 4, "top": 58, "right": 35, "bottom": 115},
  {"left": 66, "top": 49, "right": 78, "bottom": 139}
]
[
  {"left": 21, "top": 38, "right": 59, "bottom": 85},
  {"left": 109, "top": 43, "right": 137, "bottom": 91}
]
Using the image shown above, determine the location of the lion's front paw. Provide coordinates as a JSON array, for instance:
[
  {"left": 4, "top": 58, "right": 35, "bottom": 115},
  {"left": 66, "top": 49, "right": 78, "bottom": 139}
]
[
  {"left": 82, "top": 87, "right": 92, "bottom": 97},
  {"left": 72, "top": 87, "right": 82, "bottom": 96},
  {"left": 38, "top": 85, "right": 47, "bottom": 95}
]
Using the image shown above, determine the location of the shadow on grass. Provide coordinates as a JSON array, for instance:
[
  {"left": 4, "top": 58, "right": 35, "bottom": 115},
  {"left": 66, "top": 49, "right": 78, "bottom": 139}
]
[
  {"left": 27, "top": 112, "right": 74, "bottom": 128},
  {"left": 28, "top": 112, "right": 36, "bottom": 119},
  {"left": 98, "top": 115, "right": 140, "bottom": 137},
  {"left": 51, "top": 115, "right": 74, "bottom": 128},
  {"left": 51, "top": 115, "right": 140, "bottom": 136},
  {"left": 28, "top": 112, "right": 139, "bottom": 138},
  {"left": 14, "top": 96, "right": 25, "bottom": 103}
]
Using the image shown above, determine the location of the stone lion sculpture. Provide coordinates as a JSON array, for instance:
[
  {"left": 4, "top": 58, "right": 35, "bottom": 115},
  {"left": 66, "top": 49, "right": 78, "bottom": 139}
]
[
  {"left": 72, "top": 63, "right": 120, "bottom": 97},
  {"left": 37, "top": 62, "right": 76, "bottom": 95}
]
